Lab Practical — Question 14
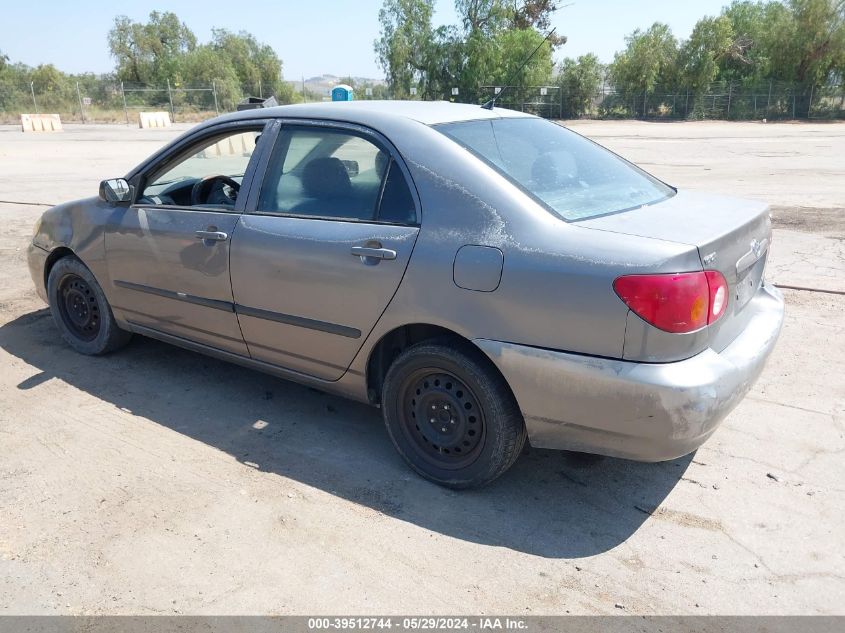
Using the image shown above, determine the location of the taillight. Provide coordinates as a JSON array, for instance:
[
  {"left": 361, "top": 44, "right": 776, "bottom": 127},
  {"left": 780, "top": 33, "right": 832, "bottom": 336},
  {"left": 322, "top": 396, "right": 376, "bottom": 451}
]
[
  {"left": 613, "top": 271, "right": 729, "bottom": 334},
  {"left": 705, "top": 270, "right": 728, "bottom": 322}
]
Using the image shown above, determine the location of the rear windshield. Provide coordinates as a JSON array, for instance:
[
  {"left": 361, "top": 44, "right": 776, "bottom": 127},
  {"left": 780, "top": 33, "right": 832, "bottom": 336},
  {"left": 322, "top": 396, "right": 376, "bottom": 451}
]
[{"left": 436, "top": 118, "right": 674, "bottom": 221}]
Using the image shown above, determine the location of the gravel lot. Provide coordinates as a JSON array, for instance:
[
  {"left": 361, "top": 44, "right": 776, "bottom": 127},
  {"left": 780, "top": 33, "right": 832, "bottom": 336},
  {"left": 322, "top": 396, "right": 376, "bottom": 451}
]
[{"left": 0, "top": 120, "right": 843, "bottom": 615}]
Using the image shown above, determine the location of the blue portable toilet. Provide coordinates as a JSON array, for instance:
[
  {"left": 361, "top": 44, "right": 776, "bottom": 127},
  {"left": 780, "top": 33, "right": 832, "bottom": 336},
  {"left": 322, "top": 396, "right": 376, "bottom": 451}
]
[{"left": 331, "top": 84, "right": 354, "bottom": 101}]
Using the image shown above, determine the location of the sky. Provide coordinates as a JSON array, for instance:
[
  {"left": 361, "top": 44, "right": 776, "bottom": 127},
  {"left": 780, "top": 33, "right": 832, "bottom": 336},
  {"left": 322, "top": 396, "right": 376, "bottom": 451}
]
[{"left": 2, "top": 0, "right": 732, "bottom": 79}]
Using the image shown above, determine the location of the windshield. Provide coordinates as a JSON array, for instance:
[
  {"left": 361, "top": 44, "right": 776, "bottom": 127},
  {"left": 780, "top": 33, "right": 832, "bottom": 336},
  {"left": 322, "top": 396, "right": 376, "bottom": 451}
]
[{"left": 436, "top": 118, "right": 674, "bottom": 221}]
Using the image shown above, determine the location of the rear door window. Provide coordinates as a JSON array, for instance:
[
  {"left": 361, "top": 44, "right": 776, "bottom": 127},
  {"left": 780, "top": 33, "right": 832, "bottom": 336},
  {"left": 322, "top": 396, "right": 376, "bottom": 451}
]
[{"left": 257, "top": 126, "right": 415, "bottom": 224}]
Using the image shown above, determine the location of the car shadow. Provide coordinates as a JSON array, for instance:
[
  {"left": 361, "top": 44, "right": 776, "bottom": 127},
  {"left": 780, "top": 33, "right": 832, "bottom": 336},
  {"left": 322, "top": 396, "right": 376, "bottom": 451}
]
[{"left": 1, "top": 309, "right": 692, "bottom": 559}]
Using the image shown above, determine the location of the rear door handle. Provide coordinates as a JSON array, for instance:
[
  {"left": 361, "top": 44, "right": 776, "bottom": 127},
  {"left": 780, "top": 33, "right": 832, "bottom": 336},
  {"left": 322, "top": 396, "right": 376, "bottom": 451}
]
[
  {"left": 350, "top": 246, "right": 397, "bottom": 260},
  {"left": 195, "top": 230, "right": 228, "bottom": 241}
]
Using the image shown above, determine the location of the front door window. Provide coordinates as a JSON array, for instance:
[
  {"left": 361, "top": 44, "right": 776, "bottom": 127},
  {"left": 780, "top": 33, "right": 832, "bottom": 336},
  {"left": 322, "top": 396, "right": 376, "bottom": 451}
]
[{"left": 139, "top": 129, "right": 261, "bottom": 208}]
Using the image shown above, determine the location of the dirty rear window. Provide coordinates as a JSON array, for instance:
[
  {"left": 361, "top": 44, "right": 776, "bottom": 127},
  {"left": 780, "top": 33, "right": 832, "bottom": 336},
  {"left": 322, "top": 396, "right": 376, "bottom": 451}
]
[{"left": 437, "top": 118, "right": 674, "bottom": 221}]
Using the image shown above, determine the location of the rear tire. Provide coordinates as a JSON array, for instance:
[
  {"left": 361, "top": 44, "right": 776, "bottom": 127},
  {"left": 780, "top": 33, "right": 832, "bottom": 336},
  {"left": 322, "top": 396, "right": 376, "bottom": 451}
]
[
  {"left": 382, "top": 340, "right": 526, "bottom": 489},
  {"left": 47, "top": 256, "right": 132, "bottom": 355}
]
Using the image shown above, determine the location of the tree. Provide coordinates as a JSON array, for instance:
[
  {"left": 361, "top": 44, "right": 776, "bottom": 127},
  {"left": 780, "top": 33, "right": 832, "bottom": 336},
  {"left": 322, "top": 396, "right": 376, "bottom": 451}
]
[
  {"left": 375, "top": 0, "right": 435, "bottom": 98},
  {"left": 419, "top": 25, "right": 466, "bottom": 99},
  {"left": 557, "top": 53, "right": 603, "bottom": 117},
  {"left": 512, "top": 0, "right": 568, "bottom": 48},
  {"left": 107, "top": 11, "right": 196, "bottom": 85},
  {"left": 720, "top": 1, "right": 785, "bottom": 81},
  {"left": 375, "top": 0, "right": 560, "bottom": 103},
  {"left": 609, "top": 23, "right": 678, "bottom": 95},
  {"left": 180, "top": 45, "right": 240, "bottom": 109},
  {"left": 770, "top": 0, "right": 845, "bottom": 86},
  {"left": 677, "top": 16, "right": 743, "bottom": 92},
  {"left": 107, "top": 13, "right": 299, "bottom": 108},
  {"left": 455, "top": 0, "right": 511, "bottom": 35},
  {"left": 488, "top": 28, "right": 555, "bottom": 88},
  {"left": 28, "top": 64, "right": 75, "bottom": 110}
]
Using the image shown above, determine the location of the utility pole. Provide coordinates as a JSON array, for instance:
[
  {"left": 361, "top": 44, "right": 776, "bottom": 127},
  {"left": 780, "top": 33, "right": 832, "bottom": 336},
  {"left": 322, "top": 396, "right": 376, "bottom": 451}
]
[{"left": 30, "top": 81, "right": 37, "bottom": 113}]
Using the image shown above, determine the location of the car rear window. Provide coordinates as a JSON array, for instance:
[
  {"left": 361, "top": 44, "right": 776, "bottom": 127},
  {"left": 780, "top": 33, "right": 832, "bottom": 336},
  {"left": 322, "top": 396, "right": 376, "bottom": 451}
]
[{"left": 436, "top": 118, "right": 674, "bottom": 221}]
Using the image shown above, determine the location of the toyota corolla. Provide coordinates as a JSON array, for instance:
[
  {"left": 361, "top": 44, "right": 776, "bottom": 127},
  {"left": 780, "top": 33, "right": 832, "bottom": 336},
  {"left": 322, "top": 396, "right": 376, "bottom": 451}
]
[{"left": 28, "top": 101, "right": 784, "bottom": 488}]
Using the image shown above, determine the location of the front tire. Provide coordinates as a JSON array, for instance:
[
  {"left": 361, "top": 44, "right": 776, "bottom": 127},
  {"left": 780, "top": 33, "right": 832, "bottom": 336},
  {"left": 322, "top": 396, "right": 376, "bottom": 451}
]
[
  {"left": 47, "top": 256, "right": 131, "bottom": 355},
  {"left": 382, "top": 340, "right": 526, "bottom": 489}
]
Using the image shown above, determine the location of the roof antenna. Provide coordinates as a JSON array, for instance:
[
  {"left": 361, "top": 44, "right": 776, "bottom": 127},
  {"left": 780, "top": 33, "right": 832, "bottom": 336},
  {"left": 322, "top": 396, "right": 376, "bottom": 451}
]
[{"left": 481, "top": 27, "right": 556, "bottom": 110}]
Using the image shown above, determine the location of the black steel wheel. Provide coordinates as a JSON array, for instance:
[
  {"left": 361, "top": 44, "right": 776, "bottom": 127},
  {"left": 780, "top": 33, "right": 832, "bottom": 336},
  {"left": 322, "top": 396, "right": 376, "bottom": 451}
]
[
  {"left": 57, "top": 274, "right": 101, "bottom": 341},
  {"left": 400, "top": 370, "right": 486, "bottom": 470},
  {"left": 47, "top": 256, "right": 132, "bottom": 355},
  {"left": 382, "top": 340, "right": 526, "bottom": 488}
]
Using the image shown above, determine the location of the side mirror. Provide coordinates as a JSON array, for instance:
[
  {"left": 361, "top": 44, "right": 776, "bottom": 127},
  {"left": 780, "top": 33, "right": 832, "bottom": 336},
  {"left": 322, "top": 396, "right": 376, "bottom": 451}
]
[{"left": 99, "top": 178, "right": 133, "bottom": 204}]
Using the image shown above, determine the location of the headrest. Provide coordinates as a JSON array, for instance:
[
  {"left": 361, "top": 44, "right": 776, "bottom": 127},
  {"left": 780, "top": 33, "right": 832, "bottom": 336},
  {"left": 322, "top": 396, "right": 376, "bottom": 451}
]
[{"left": 302, "top": 157, "right": 352, "bottom": 198}]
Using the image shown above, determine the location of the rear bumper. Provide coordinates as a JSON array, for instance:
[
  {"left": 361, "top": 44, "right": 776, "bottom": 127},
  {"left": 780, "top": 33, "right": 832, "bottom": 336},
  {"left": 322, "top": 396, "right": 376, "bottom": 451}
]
[{"left": 475, "top": 283, "right": 784, "bottom": 461}]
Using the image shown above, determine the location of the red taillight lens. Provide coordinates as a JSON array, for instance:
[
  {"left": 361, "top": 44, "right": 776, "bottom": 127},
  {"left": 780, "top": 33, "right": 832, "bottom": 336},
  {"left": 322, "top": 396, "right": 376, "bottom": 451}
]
[{"left": 613, "top": 271, "right": 729, "bottom": 334}]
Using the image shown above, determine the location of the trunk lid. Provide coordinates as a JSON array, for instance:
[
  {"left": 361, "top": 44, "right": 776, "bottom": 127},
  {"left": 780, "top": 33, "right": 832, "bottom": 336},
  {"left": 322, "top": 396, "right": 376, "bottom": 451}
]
[{"left": 580, "top": 190, "right": 772, "bottom": 350}]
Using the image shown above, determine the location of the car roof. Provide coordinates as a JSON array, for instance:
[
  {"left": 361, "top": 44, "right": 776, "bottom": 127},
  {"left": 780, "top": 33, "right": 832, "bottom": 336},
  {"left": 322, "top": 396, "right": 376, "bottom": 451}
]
[
  {"left": 127, "top": 101, "right": 537, "bottom": 180},
  {"left": 222, "top": 100, "right": 536, "bottom": 126}
]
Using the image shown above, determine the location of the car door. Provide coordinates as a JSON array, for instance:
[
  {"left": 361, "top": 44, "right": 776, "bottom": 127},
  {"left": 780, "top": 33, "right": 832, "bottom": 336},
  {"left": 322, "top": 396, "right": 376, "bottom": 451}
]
[
  {"left": 105, "top": 120, "right": 270, "bottom": 356},
  {"left": 230, "top": 122, "right": 421, "bottom": 380}
]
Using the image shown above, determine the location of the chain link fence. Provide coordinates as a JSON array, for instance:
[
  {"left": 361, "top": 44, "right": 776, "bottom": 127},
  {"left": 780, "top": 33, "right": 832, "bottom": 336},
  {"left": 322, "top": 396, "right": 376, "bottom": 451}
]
[
  {"left": 3, "top": 76, "right": 844, "bottom": 124},
  {"left": 472, "top": 79, "right": 844, "bottom": 120},
  {"left": 0, "top": 78, "right": 269, "bottom": 125},
  {"left": 479, "top": 85, "right": 562, "bottom": 118},
  {"left": 581, "top": 79, "right": 845, "bottom": 121}
]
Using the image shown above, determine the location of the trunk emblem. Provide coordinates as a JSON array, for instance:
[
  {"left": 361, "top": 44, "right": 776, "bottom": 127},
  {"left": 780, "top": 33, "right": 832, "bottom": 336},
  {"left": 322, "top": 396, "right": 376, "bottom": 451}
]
[
  {"left": 702, "top": 251, "right": 717, "bottom": 266},
  {"left": 750, "top": 238, "right": 764, "bottom": 258}
]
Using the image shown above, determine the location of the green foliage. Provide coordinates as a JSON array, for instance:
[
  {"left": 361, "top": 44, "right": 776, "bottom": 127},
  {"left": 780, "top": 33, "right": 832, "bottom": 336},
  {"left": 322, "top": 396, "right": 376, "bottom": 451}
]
[
  {"left": 106, "top": 11, "right": 299, "bottom": 107},
  {"left": 108, "top": 11, "right": 196, "bottom": 85},
  {"left": 769, "top": 0, "right": 845, "bottom": 85},
  {"left": 557, "top": 54, "right": 603, "bottom": 117},
  {"left": 375, "top": 0, "right": 436, "bottom": 98},
  {"left": 455, "top": 0, "right": 511, "bottom": 35},
  {"left": 678, "top": 16, "right": 738, "bottom": 91},
  {"left": 719, "top": 1, "right": 785, "bottom": 81},
  {"left": 418, "top": 25, "right": 466, "bottom": 99},
  {"left": 375, "top": 0, "right": 558, "bottom": 102},
  {"left": 682, "top": 1, "right": 845, "bottom": 92},
  {"left": 179, "top": 29, "right": 301, "bottom": 109},
  {"left": 609, "top": 23, "right": 679, "bottom": 95},
  {"left": 513, "top": 0, "right": 568, "bottom": 47}
]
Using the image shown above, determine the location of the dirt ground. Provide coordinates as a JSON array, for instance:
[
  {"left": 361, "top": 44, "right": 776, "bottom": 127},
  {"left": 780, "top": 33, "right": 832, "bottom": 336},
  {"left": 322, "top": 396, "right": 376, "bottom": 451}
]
[{"left": 0, "top": 120, "right": 843, "bottom": 615}]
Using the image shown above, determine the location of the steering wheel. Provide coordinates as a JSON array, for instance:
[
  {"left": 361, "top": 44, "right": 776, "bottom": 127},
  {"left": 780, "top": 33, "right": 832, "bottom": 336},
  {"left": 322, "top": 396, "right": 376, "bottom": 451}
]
[{"left": 191, "top": 175, "right": 240, "bottom": 206}]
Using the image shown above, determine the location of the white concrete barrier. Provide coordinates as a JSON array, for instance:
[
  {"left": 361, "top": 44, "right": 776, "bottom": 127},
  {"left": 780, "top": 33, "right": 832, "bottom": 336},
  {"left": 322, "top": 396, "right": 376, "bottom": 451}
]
[
  {"left": 20, "top": 113, "right": 63, "bottom": 132},
  {"left": 199, "top": 133, "right": 255, "bottom": 158},
  {"left": 139, "top": 111, "right": 172, "bottom": 129}
]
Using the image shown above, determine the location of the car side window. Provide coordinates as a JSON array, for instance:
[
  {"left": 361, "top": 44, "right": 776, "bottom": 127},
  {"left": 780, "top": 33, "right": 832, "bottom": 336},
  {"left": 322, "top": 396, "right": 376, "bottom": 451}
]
[
  {"left": 138, "top": 129, "right": 261, "bottom": 209},
  {"left": 378, "top": 160, "right": 416, "bottom": 224},
  {"left": 258, "top": 126, "right": 415, "bottom": 223}
]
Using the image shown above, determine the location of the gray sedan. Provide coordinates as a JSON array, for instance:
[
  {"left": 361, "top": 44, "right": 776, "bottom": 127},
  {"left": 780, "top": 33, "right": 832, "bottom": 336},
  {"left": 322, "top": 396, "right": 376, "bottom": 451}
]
[{"left": 27, "top": 101, "right": 784, "bottom": 488}]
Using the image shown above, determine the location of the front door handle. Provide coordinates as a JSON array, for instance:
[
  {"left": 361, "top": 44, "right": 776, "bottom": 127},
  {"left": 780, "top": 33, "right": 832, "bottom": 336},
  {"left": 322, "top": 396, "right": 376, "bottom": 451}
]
[
  {"left": 195, "top": 230, "right": 228, "bottom": 241},
  {"left": 350, "top": 246, "right": 397, "bottom": 260}
]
